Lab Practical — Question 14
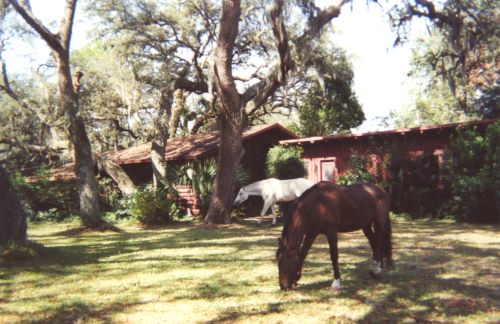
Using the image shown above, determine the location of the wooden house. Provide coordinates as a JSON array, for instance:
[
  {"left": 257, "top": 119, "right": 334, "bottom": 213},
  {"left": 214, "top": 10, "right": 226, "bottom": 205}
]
[
  {"left": 41, "top": 123, "right": 298, "bottom": 215},
  {"left": 280, "top": 119, "right": 497, "bottom": 185}
]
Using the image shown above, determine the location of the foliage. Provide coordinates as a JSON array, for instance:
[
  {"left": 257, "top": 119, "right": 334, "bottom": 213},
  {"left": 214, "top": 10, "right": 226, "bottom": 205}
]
[
  {"left": 336, "top": 151, "right": 372, "bottom": 185},
  {"left": 234, "top": 165, "right": 250, "bottom": 191},
  {"left": 169, "top": 159, "right": 217, "bottom": 216},
  {"left": 296, "top": 47, "right": 364, "bottom": 136},
  {"left": 190, "top": 160, "right": 217, "bottom": 216},
  {"left": 394, "top": 0, "right": 499, "bottom": 116},
  {"left": 390, "top": 81, "right": 473, "bottom": 128},
  {"left": 0, "top": 77, "right": 63, "bottom": 171},
  {"left": 383, "top": 141, "right": 442, "bottom": 218},
  {"left": 266, "top": 146, "right": 306, "bottom": 180},
  {"left": 72, "top": 40, "right": 142, "bottom": 151},
  {"left": 443, "top": 123, "right": 500, "bottom": 223},
  {"left": 10, "top": 166, "right": 78, "bottom": 221},
  {"left": 127, "top": 184, "right": 180, "bottom": 225},
  {"left": 97, "top": 176, "right": 123, "bottom": 211}
]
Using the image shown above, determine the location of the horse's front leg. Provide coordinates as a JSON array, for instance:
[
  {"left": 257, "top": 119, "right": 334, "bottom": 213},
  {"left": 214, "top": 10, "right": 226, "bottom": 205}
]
[
  {"left": 326, "top": 230, "right": 342, "bottom": 290},
  {"left": 259, "top": 197, "right": 273, "bottom": 225},
  {"left": 296, "top": 232, "right": 317, "bottom": 283}
]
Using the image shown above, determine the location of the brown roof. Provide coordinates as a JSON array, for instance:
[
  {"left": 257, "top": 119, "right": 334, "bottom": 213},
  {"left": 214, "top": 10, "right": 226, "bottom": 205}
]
[
  {"left": 25, "top": 163, "right": 77, "bottom": 182},
  {"left": 109, "top": 123, "right": 298, "bottom": 165},
  {"left": 280, "top": 119, "right": 498, "bottom": 145},
  {"left": 34, "top": 123, "right": 297, "bottom": 181}
]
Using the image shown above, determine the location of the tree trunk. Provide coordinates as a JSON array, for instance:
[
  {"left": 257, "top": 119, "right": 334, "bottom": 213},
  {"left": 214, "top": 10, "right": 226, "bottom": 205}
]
[
  {"left": 97, "top": 155, "right": 136, "bottom": 195},
  {"left": 151, "top": 140, "right": 167, "bottom": 188},
  {"left": 206, "top": 119, "right": 243, "bottom": 223},
  {"left": 10, "top": 0, "right": 104, "bottom": 228},
  {"left": 0, "top": 165, "right": 27, "bottom": 246},
  {"left": 151, "top": 89, "right": 172, "bottom": 189},
  {"left": 169, "top": 89, "right": 184, "bottom": 137},
  {"left": 56, "top": 55, "right": 103, "bottom": 228},
  {"left": 205, "top": 0, "right": 242, "bottom": 224}
]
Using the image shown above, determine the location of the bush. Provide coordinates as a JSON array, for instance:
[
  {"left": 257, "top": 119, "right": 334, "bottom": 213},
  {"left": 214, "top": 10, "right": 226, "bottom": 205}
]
[
  {"left": 97, "top": 176, "right": 122, "bottom": 211},
  {"left": 385, "top": 145, "right": 442, "bottom": 218},
  {"left": 266, "top": 146, "right": 306, "bottom": 179},
  {"left": 443, "top": 122, "right": 500, "bottom": 223},
  {"left": 128, "top": 185, "right": 180, "bottom": 225},
  {"left": 11, "top": 166, "right": 78, "bottom": 221},
  {"left": 337, "top": 151, "right": 372, "bottom": 185}
]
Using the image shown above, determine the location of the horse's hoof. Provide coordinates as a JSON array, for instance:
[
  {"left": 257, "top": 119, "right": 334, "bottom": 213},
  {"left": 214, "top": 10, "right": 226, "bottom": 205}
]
[
  {"left": 330, "top": 279, "right": 342, "bottom": 290},
  {"left": 369, "top": 270, "right": 382, "bottom": 279},
  {"left": 271, "top": 223, "right": 277, "bottom": 227}
]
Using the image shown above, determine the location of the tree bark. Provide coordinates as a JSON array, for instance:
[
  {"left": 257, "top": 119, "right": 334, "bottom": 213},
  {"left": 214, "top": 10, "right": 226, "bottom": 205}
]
[
  {"left": 205, "top": 0, "right": 242, "bottom": 224},
  {"left": 169, "top": 89, "right": 184, "bottom": 137},
  {"left": 151, "top": 89, "right": 172, "bottom": 189},
  {"left": 11, "top": 0, "right": 104, "bottom": 228},
  {"left": 205, "top": 0, "right": 349, "bottom": 223},
  {"left": 97, "top": 155, "right": 136, "bottom": 195},
  {"left": 0, "top": 165, "right": 27, "bottom": 246}
]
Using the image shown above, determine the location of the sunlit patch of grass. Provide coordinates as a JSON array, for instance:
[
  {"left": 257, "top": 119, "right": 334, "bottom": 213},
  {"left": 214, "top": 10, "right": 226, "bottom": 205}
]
[{"left": 0, "top": 217, "right": 499, "bottom": 323}]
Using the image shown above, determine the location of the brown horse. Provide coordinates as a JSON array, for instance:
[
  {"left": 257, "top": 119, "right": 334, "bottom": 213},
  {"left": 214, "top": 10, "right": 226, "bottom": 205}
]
[{"left": 276, "top": 181, "right": 393, "bottom": 290}]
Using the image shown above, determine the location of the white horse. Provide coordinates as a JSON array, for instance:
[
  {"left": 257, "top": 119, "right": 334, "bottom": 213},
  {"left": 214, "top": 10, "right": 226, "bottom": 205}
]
[{"left": 233, "top": 178, "right": 314, "bottom": 225}]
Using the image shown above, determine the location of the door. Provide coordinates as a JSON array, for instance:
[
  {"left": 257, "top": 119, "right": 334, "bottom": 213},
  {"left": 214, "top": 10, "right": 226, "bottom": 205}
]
[{"left": 320, "top": 159, "right": 337, "bottom": 182}]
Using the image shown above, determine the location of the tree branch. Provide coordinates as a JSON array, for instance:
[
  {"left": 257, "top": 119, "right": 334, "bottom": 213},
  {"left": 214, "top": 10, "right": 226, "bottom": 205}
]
[
  {"left": 59, "top": 0, "right": 77, "bottom": 52},
  {"left": 10, "top": 0, "right": 66, "bottom": 55},
  {"left": 0, "top": 62, "right": 37, "bottom": 115}
]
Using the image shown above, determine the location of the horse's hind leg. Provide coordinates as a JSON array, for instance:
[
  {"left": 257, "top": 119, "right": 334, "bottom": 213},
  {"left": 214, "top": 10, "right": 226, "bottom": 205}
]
[
  {"left": 370, "top": 223, "right": 384, "bottom": 278},
  {"left": 362, "top": 225, "right": 376, "bottom": 262},
  {"left": 271, "top": 203, "right": 278, "bottom": 225},
  {"left": 326, "top": 230, "right": 342, "bottom": 289},
  {"left": 382, "top": 219, "right": 394, "bottom": 270}
]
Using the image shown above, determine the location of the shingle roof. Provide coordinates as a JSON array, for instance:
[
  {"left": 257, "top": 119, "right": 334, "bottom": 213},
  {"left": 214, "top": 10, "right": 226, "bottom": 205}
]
[
  {"left": 280, "top": 119, "right": 498, "bottom": 145},
  {"left": 34, "top": 123, "right": 297, "bottom": 181},
  {"left": 108, "top": 123, "right": 297, "bottom": 164}
]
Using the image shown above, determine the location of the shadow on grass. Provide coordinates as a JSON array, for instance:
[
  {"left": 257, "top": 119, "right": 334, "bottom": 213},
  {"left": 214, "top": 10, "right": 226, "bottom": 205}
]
[
  {"left": 28, "top": 300, "right": 141, "bottom": 324},
  {"left": 54, "top": 224, "right": 123, "bottom": 237},
  {"left": 2, "top": 218, "right": 499, "bottom": 322},
  {"left": 206, "top": 301, "right": 287, "bottom": 323},
  {"left": 287, "top": 220, "right": 500, "bottom": 322}
]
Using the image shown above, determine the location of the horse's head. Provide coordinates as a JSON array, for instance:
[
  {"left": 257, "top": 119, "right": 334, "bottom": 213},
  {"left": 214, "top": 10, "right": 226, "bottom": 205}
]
[
  {"left": 276, "top": 238, "right": 300, "bottom": 290},
  {"left": 232, "top": 187, "right": 249, "bottom": 208}
]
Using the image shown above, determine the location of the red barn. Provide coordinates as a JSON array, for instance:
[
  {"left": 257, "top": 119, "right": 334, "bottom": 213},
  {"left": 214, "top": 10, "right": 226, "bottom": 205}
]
[{"left": 280, "top": 119, "right": 497, "bottom": 185}]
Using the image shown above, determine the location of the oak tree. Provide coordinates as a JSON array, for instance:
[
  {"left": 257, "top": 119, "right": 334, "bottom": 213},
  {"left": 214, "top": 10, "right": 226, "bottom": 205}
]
[{"left": 8, "top": 0, "right": 105, "bottom": 228}]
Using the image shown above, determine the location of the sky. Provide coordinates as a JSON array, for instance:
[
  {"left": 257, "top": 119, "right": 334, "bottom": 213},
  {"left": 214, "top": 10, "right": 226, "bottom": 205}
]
[
  {"left": 328, "top": 1, "right": 425, "bottom": 132},
  {"left": 4, "top": 0, "right": 425, "bottom": 133}
]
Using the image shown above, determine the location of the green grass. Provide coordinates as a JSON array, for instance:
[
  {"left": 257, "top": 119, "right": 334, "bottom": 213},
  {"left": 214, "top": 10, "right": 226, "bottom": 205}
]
[{"left": 1, "top": 216, "right": 499, "bottom": 323}]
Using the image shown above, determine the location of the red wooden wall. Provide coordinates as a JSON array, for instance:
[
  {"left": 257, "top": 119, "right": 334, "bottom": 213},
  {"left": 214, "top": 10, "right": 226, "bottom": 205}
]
[{"left": 291, "top": 122, "right": 495, "bottom": 184}]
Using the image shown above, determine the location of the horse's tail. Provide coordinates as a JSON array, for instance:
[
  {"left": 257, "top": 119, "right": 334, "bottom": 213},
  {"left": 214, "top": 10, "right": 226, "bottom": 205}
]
[{"left": 382, "top": 217, "right": 394, "bottom": 269}]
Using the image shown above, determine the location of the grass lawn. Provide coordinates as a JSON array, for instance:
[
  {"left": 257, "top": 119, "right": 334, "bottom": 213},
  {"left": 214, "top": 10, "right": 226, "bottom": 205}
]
[{"left": 1, "top": 216, "right": 499, "bottom": 323}]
